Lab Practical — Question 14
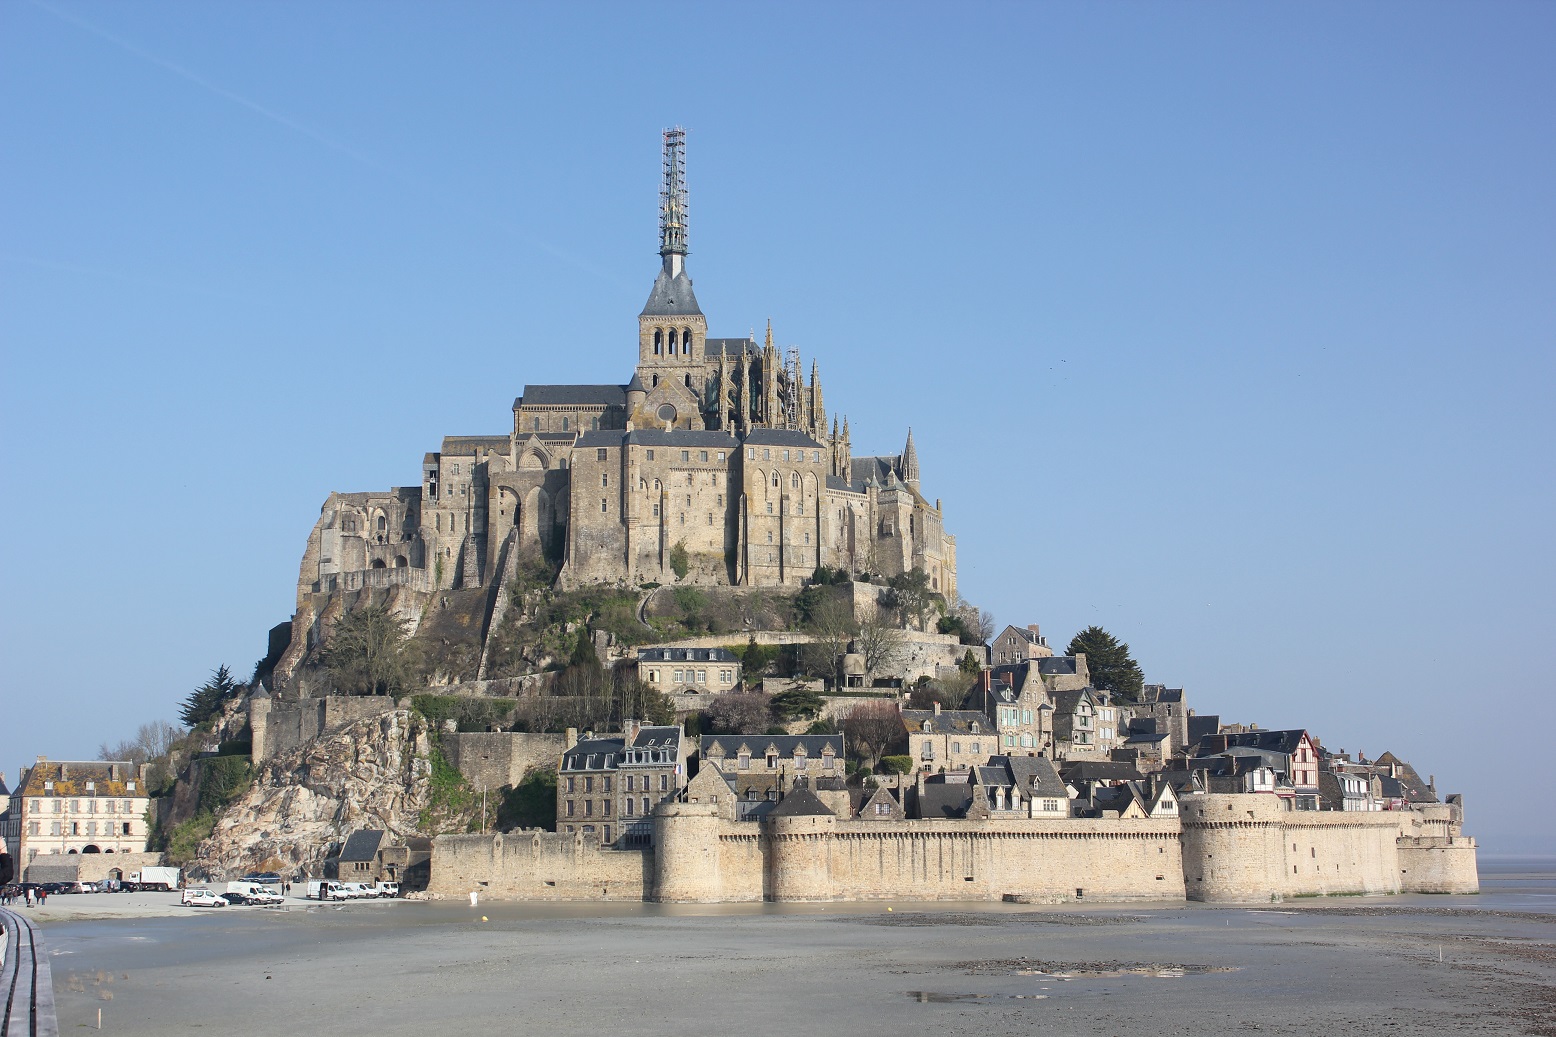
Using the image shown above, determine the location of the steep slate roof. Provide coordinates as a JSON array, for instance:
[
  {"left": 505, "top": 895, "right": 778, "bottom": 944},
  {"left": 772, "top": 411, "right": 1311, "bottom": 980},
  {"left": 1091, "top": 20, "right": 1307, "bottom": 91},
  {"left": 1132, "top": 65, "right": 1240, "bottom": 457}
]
[
  {"left": 1186, "top": 714, "right": 1221, "bottom": 748},
  {"left": 768, "top": 785, "right": 834, "bottom": 817},
  {"left": 745, "top": 428, "right": 823, "bottom": 448},
  {"left": 339, "top": 830, "right": 385, "bottom": 863},
  {"left": 900, "top": 709, "right": 991, "bottom": 735},
  {"left": 1200, "top": 729, "right": 1310, "bottom": 758},
  {"left": 441, "top": 435, "right": 511, "bottom": 454},
  {"left": 517, "top": 384, "right": 627, "bottom": 408},
  {"left": 1036, "top": 657, "right": 1081, "bottom": 676},
  {"left": 0, "top": 774, "right": 9, "bottom": 797},
  {"left": 1372, "top": 752, "right": 1438, "bottom": 803},
  {"left": 1001, "top": 755, "right": 1068, "bottom": 798},
  {"left": 637, "top": 646, "right": 740, "bottom": 663},
  {"left": 628, "top": 726, "right": 683, "bottom": 753},
  {"left": 18, "top": 761, "right": 142, "bottom": 798},
  {"left": 917, "top": 781, "right": 974, "bottom": 819},
  {"left": 699, "top": 734, "right": 843, "bottom": 759},
  {"left": 849, "top": 456, "right": 901, "bottom": 487},
  {"left": 574, "top": 429, "right": 739, "bottom": 449},
  {"left": 560, "top": 737, "right": 624, "bottom": 771},
  {"left": 641, "top": 268, "right": 702, "bottom": 316},
  {"left": 1059, "top": 760, "right": 1143, "bottom": 784},
  {"left": 704, "top": 338, "right": 758, "bottom": 357}
]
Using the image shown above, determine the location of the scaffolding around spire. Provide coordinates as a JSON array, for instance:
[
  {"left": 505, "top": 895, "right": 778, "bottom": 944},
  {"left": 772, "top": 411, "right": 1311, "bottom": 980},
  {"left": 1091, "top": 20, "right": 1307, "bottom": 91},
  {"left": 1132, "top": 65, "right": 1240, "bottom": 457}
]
[{"left": 659, "top": 127, "right": 688, "bottom": 265}]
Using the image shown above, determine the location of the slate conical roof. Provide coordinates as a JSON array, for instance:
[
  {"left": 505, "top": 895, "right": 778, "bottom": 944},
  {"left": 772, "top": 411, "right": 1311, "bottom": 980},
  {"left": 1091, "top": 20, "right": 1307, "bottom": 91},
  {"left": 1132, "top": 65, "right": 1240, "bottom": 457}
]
[
  {"left": 641, "top": 267, "right": 702, "bottom": 317},
  {"left": 768, "top": 785, "right": 835, "bottom": 818}
]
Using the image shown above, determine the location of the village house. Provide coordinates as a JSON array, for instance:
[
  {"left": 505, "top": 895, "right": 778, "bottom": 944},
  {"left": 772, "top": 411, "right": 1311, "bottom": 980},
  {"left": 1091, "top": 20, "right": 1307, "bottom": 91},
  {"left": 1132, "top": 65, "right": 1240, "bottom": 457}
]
[
  {"left": 10, "top": 759, "right": 151, "bottom": 869},
  {"left": 1197, "top": 729, "right": 1321, "bottom": 809},
  {"left": 989, "top": 624, "right": 1054, "bottom": 667},
  {"left": 636, "top": 646, "right": 741, "bottom": 693},
  {"left": 900, "top": 704, "right": 996, "bottom": 774},
  {"left": 558, "top": 722, "right": 689, "bottom": 845},
  {"left": 970, "top": 755, "right": 1070, "bottom": 818},
  {"left": 699, "top": 734, "right": 845, "bottom": 810},
  {"left": 968, "top": 665, "right": 1053, "bottom": 755}
]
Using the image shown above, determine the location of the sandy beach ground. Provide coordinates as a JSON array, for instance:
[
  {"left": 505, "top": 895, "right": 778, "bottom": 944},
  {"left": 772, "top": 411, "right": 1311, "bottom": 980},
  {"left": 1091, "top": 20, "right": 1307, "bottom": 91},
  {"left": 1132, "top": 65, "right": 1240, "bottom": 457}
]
[{"left": 27, "top": 861, "right": 1556, "bottom": 1036}]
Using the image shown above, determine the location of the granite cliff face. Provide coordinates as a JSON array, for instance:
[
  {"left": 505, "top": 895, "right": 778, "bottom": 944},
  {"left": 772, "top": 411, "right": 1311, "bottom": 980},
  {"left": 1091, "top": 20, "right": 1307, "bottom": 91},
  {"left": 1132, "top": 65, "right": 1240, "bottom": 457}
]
[{"left": 189, "top": 709, "right": 465, "bottom": 880}]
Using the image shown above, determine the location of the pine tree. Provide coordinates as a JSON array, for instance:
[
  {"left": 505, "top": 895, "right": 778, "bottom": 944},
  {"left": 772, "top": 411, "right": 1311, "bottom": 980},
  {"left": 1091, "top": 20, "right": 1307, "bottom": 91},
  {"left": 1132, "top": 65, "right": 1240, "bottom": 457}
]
[
  {"left": 1064, "top": 626, "right": 1145, "bottom": 702},
  {"left": 180, "top": 665, "right": 240, "bottom": 728}
]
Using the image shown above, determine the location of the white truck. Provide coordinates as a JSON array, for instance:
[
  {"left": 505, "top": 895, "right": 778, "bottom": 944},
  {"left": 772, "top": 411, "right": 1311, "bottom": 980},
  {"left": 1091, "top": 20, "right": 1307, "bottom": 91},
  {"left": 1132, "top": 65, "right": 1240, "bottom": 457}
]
[
  {"left": 132, "top": 866, "right": 182, "bottom": 891},
  {"left": 306, "top": 880, "right": 351, "bottom": 901},
  {"left": 224, "top": 881, "right": 285, "bottom": 906}
]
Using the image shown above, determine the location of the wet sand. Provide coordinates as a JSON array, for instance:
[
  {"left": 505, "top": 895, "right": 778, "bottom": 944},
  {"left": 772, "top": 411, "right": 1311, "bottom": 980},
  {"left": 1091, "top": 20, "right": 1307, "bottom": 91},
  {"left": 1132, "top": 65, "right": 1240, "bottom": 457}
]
[{"left": 32, "top": 861, "right": 1556, "bottom": 1036}]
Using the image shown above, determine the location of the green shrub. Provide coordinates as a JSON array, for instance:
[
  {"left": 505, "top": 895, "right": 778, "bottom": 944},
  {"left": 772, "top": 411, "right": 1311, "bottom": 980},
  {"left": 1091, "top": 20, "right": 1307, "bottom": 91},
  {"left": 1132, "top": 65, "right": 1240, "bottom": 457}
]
[
  {"left": 196, "top": 756, "right": 253, "bottom": 816},
  {"left": 669, "top": 541, "right": 690, "bottom": 580},
  {"left": 878, "top": 755, "right": 913, "bottom": 775}
]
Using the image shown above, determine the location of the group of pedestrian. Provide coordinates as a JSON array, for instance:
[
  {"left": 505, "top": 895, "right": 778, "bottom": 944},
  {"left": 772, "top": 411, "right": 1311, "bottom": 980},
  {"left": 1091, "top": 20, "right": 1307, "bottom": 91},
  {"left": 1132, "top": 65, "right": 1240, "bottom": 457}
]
[{"left": 0, "top": 885, "right": 45, "bottom": 907}]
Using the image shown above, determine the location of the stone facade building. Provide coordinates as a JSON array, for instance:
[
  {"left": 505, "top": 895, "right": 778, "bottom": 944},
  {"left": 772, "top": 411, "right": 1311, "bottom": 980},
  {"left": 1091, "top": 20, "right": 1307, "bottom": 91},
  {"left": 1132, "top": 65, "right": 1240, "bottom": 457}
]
[
  {"left": 10, "top": 759, "right": 151, "bottom": 871},
  {"left": 557, "top": 722, "right": 689, "bottom": 845},
  {"left": 636, "top": 646, "right": 741, "bottom": 694},
  {"left": 282, "top": 130, "right": 957, "bottom": 672}
]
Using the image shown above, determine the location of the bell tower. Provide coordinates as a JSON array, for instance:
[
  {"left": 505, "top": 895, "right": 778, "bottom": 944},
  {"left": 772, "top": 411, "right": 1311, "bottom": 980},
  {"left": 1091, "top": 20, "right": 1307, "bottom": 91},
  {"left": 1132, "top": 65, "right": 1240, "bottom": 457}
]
[{"left": 635, "top": 127, "right": 709, "bottom": 428}]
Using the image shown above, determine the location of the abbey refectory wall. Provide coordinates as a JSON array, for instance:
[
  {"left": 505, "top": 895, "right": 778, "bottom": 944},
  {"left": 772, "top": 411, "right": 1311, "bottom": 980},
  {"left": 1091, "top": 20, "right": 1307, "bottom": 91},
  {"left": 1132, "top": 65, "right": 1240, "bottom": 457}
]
[{"left": 428, "top": 793, "right": 1476, "bottom": 904}]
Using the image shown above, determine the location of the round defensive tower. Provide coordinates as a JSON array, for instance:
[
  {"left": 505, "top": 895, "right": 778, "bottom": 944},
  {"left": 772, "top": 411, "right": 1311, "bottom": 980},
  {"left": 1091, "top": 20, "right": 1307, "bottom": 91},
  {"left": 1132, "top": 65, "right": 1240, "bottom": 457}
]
[
  {"left": 652, "top": 800, "right": 723, "bottom": 903},
  {"left": 1179, "top": 793, "right": 1289, "bottom": 902},
  {"left": 765, "top": 811, "right": 838, "bottom": 902}
]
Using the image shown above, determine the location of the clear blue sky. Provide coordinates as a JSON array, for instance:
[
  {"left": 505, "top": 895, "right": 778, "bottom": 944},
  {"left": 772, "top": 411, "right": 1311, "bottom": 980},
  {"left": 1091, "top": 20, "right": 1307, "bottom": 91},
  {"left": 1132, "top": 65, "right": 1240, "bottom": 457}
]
[{"left": 2, "top": 3, "right": 1551, "bottom": 852}]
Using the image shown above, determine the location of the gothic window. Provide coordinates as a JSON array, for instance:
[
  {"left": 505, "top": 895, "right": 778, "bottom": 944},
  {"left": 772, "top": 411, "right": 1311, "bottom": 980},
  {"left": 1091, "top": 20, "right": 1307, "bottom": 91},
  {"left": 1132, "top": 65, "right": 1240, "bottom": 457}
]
[
  {"left": 654, "top": 329, "right": 663, "bottom": 354},
  {"left": 685, "top": 373, "right": 692, "bottom": 387},
  {"left": 562, "top": 417, "right": 570, "bottom": 431},
  {"left": 654, "top": 479, "right": 662, "bottom": 491},
  {"left": 640, "top": 479, "right": 648, "bottom": 491},
  {"left": 790, "top": 473, "right": 800, "bottom": 489},
  {"left": 771, "top": 475, "right": 779, "bottom": 488},
  {"left": 652, "top": 375, "right": 659, "bottom": 387}
]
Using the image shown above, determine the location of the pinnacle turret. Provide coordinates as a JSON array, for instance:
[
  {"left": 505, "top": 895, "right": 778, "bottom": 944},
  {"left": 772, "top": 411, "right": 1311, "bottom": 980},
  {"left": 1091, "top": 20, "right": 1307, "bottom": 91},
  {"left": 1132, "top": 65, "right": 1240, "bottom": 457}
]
[{"left": 901, "top": 427, "right": 920, "bottom": 488}]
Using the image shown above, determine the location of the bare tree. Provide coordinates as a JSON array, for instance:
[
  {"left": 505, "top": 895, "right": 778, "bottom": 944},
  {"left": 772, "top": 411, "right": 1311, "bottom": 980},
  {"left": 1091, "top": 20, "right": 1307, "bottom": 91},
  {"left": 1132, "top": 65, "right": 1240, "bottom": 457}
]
[
  {"left": 703, "top": 693, "right": 774, "bottom": 735},
  {"left": 855, "top": 613, "right": 907, "bottom": 678},
  {"left": 98, "top": 720, "right": 184, "bottom": 764},
  {"left": 800, "top": 595, "right": 857, "bottom": 679},
  {"left": 843, "top": 700, "right": 906, "bottom": 770}
]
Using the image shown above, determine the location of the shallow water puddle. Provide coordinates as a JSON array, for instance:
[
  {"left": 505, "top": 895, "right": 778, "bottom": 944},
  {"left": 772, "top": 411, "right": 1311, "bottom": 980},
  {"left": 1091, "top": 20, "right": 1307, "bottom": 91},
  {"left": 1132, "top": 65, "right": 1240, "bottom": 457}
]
[{"left": 906, "top": 991, "right": 1049, "bottom": 1003}]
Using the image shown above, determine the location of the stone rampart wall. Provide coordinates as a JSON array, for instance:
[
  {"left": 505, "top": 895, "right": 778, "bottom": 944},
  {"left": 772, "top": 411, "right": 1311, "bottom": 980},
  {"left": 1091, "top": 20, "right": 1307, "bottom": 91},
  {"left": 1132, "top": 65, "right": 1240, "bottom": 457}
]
[
  {"left": 442, "top": 732, "right": 564, "bottom": 790},
  {"left": 1398, "top": 836, "right": 1480, "bottom": 894},
  {"left": 251, "top": 696, "right": 397, "bottom": 762},
  {"left": 24, "top": 851, "right": 164, "bottom": 885},
  {"left": 429, "top": 832, "right": 648, "bottom": 900}
]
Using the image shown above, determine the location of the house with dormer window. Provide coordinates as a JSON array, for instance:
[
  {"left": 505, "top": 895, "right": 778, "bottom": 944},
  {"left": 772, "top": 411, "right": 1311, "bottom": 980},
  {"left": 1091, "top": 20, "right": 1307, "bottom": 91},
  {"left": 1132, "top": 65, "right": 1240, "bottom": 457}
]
[{"left": 900, "top": 704, "right": 995, "bottom": 774}]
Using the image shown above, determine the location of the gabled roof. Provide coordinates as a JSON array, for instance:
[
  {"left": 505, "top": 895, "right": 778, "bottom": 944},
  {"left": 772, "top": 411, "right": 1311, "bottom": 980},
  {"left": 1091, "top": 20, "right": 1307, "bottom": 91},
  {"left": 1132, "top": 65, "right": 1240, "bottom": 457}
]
[
  {"left": 1000, "top": 755, "right": 1068, "bottom": 798},
  {"left": 699, "top": 734, "right": 843, "bottom": 758},
  {"left": 19, "top": 761, "right": 143, "bottom": 798},
  {"left": 1372, "top": 752, "right": 1438, "bottom": 803},
  {"left": 900, "top": 709, "right": 989, "bottom": 735},
  {"left": 1186, "top": 714, "right": 1220, "bottom": 748},
  {"left": 518, "top": 384, "right": 627, "bottom": 408},
  {"left": 339, "top": 830, "right": 385, "bottom": 863}
]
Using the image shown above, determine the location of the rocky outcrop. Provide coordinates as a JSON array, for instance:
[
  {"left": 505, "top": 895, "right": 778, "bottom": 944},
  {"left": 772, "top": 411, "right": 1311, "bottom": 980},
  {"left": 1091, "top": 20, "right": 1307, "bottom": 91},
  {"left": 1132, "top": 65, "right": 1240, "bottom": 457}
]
[{"left": 189, "top": 709, "right": 465, "bottom": 880}]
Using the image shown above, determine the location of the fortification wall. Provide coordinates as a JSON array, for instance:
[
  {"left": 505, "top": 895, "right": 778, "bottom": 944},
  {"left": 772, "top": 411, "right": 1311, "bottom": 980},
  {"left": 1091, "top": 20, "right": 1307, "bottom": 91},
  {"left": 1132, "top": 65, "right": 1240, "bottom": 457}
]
[
  {"left": 764, "top": 816, "right": 1185, "bottom": 903},
  {"left": 429, "top": 832, "right": 648, "bottom": 900},
  {"left": 1179, "top": 794, "right": 1455, "bottom": 901},
  {"left": 1398, "top": 836, "right": 1480, "bottom": 894},
  {"left": 442, "top": 732, "right": 564, "bottom": 790},
  {"left": 1277, "top": 812, "right": 1404, "bottom": 898},
  {"left": 251, "top": 695, "right": 397, "bottom": 762},
  {"left": 23, "top": 851, "right": 165, "bottom": 884}
]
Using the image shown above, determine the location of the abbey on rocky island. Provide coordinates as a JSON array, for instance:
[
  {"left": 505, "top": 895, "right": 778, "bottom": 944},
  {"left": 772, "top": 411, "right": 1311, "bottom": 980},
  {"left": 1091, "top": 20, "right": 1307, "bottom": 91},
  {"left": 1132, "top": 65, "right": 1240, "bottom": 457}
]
[{"left": 297, "top": 128, "right": 956, "bottom": 602}]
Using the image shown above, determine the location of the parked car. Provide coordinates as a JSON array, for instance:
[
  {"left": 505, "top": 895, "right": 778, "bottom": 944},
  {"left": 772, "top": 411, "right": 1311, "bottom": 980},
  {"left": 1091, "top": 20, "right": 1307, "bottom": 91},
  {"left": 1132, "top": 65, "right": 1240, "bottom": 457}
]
[
  {"left": 374, "top": 883, "right": 400, "bottom": 898},
  {"left": 181, "top": 888, "right": 229, "bottom": 908},
  {"left": 340, "top": 883, "right": 376, "bottom": 899}
]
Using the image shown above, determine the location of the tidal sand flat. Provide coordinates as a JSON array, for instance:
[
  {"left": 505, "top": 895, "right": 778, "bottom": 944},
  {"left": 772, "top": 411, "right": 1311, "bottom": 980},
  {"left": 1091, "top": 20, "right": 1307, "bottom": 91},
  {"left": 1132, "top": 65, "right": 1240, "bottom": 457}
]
[{"left": 37, "top": 867, "right": 1555, "bottom": 1037}]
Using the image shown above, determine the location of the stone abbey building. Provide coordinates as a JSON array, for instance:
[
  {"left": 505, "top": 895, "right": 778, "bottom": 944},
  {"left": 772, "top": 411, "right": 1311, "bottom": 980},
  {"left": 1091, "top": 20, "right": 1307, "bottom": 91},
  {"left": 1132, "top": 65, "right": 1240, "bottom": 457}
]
[{"left": 297, "top": 129, "right": 956, "bottom": 600}]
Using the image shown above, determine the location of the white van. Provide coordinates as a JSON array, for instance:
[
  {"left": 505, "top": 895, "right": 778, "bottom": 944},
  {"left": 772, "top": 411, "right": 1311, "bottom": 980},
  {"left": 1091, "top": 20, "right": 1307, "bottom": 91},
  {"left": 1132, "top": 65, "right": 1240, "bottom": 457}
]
[
  {"left": 225, "top": 882, "right": 284, "bottom": 906},
  {"left": 306, "top": 880, "right": 350, "bottom": 901}
]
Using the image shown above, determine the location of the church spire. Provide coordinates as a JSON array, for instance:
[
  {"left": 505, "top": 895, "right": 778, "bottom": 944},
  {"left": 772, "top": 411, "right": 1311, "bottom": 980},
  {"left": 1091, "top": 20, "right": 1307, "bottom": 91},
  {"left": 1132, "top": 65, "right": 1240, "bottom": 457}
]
[
  {"left": 901, "top": 427, "right": 920, "bottom": 488},
  {"left": 659, "top": 127, "right": 688, "bottom": 276}
]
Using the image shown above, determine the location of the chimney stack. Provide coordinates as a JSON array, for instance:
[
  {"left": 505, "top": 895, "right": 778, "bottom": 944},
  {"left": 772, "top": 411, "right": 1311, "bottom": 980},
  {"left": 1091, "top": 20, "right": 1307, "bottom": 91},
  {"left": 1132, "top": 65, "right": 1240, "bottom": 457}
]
[
  {"left": 933, "top": 701, "right": 941, "bottom": 715},
  {"left": 565, "top": 727, "right": 579, "bottom": 751}
]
